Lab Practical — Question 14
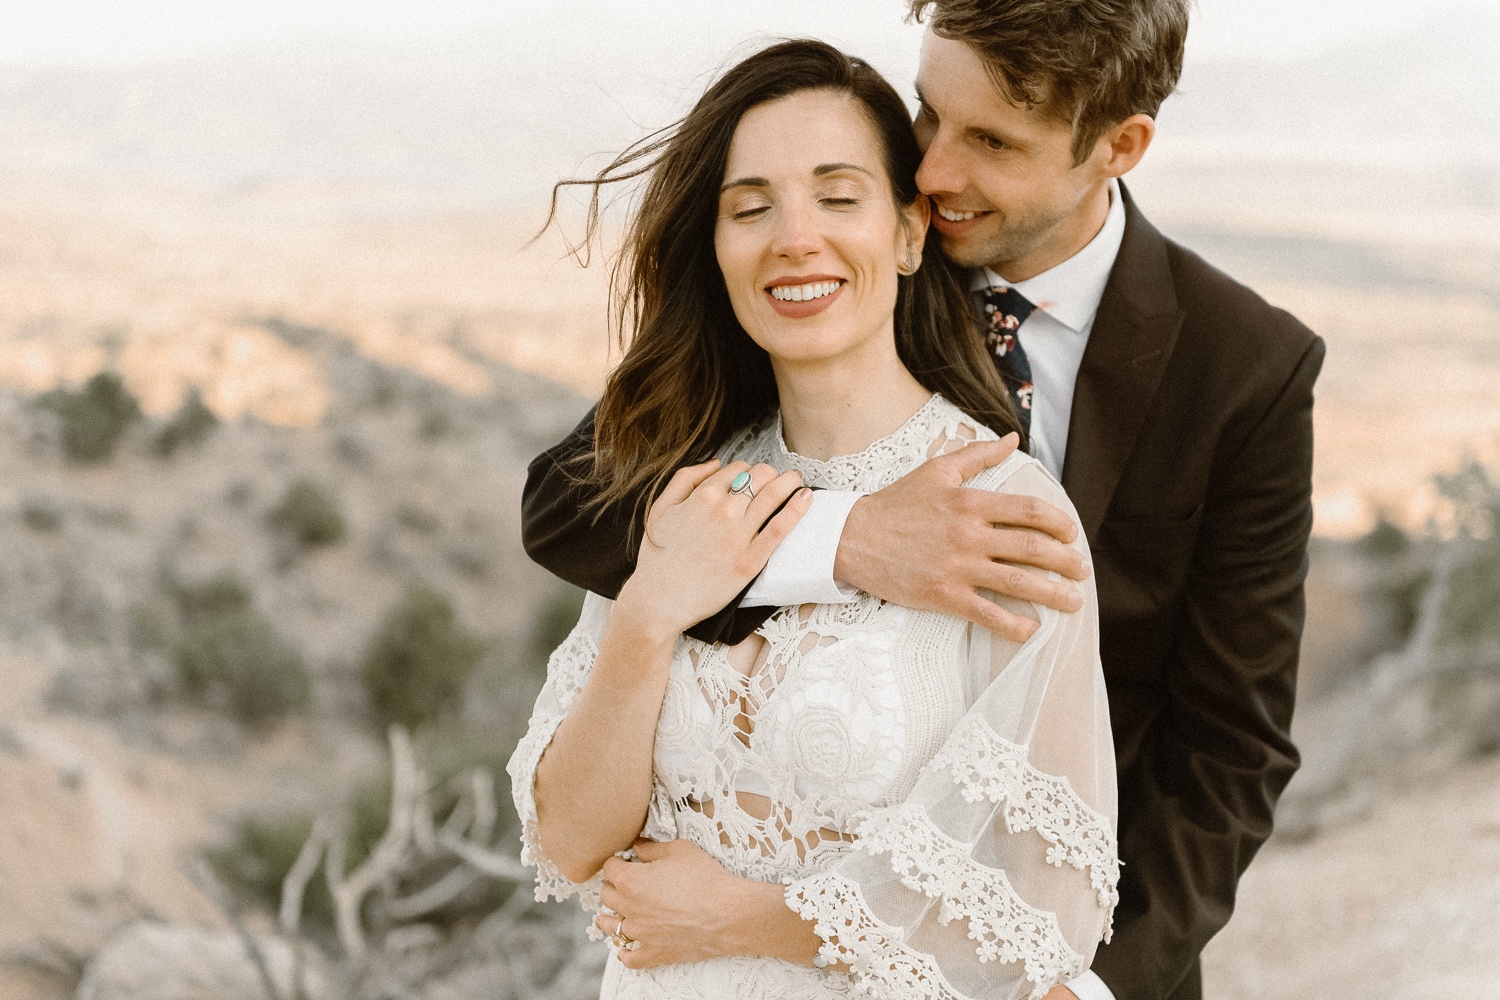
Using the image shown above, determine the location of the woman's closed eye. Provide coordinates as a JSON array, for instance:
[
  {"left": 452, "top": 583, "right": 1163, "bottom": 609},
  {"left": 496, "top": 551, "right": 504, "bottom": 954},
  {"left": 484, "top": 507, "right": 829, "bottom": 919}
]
[{"left": 730, "top": 204, "right": 771, "bottom": 221}]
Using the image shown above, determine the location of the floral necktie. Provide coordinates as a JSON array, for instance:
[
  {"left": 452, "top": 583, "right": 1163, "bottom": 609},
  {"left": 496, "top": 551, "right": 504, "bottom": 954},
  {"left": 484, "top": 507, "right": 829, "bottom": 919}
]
[{"left": 980, "top": 284, "right": 1038, "bottom": 433}]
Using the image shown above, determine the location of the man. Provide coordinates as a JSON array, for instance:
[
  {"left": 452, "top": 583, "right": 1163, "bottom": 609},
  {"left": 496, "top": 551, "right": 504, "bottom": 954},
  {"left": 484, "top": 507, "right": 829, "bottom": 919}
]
[{"left": 522, "top": 1, "right": 1324, "bottom": 997}]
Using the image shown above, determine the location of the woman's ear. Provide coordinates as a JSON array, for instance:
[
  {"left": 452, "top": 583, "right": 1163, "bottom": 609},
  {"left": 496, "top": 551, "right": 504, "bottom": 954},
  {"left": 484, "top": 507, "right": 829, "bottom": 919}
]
[{"left": 898, "top": 196, "right": 931, "bottom": 274}]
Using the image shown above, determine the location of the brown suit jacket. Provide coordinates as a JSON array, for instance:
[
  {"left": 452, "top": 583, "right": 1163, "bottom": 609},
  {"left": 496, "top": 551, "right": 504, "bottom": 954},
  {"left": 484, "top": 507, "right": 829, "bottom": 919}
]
[{"left": 520, "top": 186, "right": 1325, "bottom": 1000}]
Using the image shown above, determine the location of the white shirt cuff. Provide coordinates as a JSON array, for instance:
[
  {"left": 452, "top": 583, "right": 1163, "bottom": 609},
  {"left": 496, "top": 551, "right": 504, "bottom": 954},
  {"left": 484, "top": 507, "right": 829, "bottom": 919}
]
[
  {"left": 741, "top": 490, "right": 865, "bottom": 607},
  {"left": 1066, "top": 970, "right": 1117, "bottom": 1000}
]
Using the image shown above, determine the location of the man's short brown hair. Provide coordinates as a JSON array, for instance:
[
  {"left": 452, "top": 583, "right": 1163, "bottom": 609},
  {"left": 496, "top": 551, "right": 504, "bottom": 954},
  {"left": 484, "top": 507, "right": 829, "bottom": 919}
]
[{"left": 910, "top": 0, "right": 1189, "bottom": 163}]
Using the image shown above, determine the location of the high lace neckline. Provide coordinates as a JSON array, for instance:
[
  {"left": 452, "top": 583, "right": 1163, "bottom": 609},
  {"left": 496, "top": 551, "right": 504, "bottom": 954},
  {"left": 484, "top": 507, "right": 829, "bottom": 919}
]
[{"left": 769, "top": 394, "right": 957, "bottom": 492}]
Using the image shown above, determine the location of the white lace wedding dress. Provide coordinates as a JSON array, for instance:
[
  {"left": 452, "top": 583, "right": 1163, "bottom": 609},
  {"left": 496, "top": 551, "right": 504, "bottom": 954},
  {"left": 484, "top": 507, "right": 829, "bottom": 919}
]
[{"left": 508, "top": 395, "right": 1118, "bottom": 1000}]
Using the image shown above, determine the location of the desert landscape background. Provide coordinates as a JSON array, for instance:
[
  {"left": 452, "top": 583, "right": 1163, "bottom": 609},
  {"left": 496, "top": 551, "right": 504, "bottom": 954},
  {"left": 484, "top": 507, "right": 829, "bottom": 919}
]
[{"left": 2, "top": 1, "right": 1498, "bottom": 997}]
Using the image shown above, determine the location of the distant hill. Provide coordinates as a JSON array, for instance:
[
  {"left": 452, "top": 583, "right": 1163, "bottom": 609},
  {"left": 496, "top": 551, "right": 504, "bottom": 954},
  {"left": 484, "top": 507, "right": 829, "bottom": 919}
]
[
  {"left": 1164, "top": 4, "right": 1500, "bottom": 161},
  {"left": 1, "top": 5, "right": 1494, "bottom": 200}
]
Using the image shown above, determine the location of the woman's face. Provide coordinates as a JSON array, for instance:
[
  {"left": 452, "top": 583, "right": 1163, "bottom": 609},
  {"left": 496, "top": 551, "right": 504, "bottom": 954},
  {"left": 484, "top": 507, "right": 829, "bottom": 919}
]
[{"left": 714, "top": 89, "right": 927, "bottom": 369}]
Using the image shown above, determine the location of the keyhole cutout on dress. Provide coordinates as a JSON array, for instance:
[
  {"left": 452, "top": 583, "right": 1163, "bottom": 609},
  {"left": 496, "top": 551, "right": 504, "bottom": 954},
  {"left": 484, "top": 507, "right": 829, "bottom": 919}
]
[
  {"left": 711, "top": 604, "right": 837, "bottom": 751},
  {"left": 684, "top": 603, "right": 853, "bottom": 859}
]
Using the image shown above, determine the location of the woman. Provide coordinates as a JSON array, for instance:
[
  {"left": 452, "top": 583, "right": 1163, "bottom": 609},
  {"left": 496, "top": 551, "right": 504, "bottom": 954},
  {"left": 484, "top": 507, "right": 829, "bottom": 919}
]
[{"left": 508, "top": 40, "right": 1116, "bottom": 1000}]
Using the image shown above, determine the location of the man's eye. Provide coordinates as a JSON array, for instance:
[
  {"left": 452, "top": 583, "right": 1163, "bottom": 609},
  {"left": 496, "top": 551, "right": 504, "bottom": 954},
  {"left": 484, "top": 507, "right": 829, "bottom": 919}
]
[
  {"left": 980, "top": 134, "right": 1006, "bottom": 152},
  {"left": 822, "top": 198, "right": 858, "bottom": 208},
  {"left": 917, "top": 102, "right": 937, "bottom": 121}
]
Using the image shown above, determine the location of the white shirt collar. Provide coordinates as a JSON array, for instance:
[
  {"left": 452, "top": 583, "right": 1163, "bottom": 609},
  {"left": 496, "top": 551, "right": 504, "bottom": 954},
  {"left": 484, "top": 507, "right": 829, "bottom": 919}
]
[{"left": 969, "top": 177, "right": 1127, "bottom": 334}]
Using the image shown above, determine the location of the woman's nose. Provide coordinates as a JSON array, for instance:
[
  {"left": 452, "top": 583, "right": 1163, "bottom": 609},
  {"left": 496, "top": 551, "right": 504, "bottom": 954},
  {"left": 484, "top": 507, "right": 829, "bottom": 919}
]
[{"left": 770, "top": 200, "right": 821, "bottom": 259}]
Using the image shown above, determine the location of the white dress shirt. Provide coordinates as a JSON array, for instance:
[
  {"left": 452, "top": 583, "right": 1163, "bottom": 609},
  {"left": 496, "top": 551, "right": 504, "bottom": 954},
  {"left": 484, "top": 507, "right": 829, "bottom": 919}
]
[{"left": 972, "top": 177, "right": 1126, "bottom": 483}]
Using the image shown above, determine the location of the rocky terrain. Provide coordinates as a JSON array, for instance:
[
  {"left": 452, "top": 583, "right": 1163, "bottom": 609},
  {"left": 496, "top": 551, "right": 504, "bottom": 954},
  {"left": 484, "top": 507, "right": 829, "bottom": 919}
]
[{"left": 0, "top": 166, "right": 1496, "bottom": 998}]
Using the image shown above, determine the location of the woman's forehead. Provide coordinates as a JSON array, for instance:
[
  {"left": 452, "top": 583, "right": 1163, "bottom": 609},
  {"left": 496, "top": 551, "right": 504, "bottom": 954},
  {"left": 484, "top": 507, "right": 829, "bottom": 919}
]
[{"left": 723, "top": 90, "right": 886, "bottom": 183}]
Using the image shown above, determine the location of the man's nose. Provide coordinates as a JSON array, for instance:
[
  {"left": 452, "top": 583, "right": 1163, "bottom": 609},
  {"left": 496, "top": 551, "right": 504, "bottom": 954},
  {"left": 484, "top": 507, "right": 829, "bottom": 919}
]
[{"left": 916, "top": 130, "right": 963, "bottom": 197}]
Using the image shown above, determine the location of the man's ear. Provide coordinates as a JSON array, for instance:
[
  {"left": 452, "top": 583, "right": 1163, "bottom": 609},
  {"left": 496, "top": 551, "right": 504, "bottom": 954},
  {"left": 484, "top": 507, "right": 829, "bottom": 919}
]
[{"left": 1098, "top": 113, "right": 1156, "bottom": 179}]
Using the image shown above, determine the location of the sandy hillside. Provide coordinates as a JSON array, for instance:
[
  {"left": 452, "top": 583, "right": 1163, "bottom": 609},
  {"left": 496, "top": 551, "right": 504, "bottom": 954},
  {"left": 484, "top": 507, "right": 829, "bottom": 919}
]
[
  {"left": 1203, "top": 750, "right": 1500, "bottom": 999},
  {"left": 0, "top": 167, "right": 1496, "bottom": 998}
]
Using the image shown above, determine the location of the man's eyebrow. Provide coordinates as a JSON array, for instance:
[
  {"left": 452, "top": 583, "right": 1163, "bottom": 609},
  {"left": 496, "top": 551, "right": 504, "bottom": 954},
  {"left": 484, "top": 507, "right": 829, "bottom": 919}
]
[
  {"left": 813, "top": 162, "right": 874, "bottom": 178},
  {"left": 720, "top": 176, "right": 769, "bottom": 192}
]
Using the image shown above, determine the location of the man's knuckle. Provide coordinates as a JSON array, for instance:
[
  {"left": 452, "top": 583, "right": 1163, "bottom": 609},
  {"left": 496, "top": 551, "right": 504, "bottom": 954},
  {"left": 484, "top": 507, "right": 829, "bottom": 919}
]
[{"left": 1018, "top": 532, "right": 1040, "bottom": 560}]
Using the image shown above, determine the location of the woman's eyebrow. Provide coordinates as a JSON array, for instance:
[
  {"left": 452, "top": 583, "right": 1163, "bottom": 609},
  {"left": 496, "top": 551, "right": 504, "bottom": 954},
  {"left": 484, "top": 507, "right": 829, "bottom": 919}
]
[
  {"left": 813, "top": 162, "right": 873, "bottom": 178},
  {"left": 720, "top": 176, "right": 769, "bottom": 193}
]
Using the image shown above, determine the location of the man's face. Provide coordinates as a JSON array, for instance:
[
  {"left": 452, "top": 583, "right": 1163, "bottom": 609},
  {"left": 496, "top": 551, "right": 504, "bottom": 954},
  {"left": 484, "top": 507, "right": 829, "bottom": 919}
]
[{"left": 914, "top": 30, "right": 1110, "bottom": 280}]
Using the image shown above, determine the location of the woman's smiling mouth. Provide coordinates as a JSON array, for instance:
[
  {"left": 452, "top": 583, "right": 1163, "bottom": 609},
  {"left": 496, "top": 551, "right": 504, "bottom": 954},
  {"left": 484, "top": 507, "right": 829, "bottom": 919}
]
[
  {"left": 769, "top": 280, "right": 843, "bottom": 302},
  {"left": 764, "top": 276, "right": 846, "bottom": 317}
]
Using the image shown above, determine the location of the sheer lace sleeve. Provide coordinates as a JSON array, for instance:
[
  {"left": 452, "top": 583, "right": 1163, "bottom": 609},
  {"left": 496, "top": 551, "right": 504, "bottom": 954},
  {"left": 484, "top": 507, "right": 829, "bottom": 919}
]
[
  {"left": 785, "top": 456, "right": 1118, "bottom": 1000},
  {"left": 506, "top": 592, "right": 677, "bottom": 921}
]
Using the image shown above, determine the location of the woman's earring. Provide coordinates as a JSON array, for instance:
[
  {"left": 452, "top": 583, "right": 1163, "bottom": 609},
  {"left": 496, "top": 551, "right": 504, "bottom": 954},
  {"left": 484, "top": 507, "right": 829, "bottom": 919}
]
[{"left": 897, "top": 249, "right": 920, "bottom": 275}]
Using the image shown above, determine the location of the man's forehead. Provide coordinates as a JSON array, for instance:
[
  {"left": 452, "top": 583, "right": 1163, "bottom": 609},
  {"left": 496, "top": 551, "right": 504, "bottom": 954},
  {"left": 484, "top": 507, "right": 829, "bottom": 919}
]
[{"left": 917, "top": 29, "right": 1059, "bottom": 129}]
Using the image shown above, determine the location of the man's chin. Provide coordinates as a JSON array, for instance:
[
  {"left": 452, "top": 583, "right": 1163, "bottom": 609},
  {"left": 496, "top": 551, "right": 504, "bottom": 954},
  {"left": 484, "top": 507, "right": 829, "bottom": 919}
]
[{"left": 938, "top": 231, "right": 1006, "bottom": 271}]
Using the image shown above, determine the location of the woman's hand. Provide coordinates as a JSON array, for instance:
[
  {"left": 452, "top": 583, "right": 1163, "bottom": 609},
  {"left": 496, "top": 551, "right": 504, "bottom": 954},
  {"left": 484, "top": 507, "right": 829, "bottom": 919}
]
[
  {"left": 614, "top": 460, "right": 810, "bottom": 640},
  {"left": 595, "top": 839, "right": 822, "bottom": 970}
]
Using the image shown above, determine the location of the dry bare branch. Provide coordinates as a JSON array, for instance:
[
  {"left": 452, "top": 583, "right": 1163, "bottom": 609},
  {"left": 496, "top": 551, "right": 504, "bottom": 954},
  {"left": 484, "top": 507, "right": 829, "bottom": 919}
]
[
  {"left": 327, "top": 724, "right": 425, "bottom": 957},
  {"left": 184, "top": 856, "right": 287, "bottom": 1000},
  {"left": 280, "top": 814, "right": 332, "bottom": 936},
  {"left": 436, "top": 827, "right": 530, "bottom": 880},
  {"left": 467, "top": 768, "right": 498, "bottom": 843},
  {"left": 383, "top": 865, "right": 480, "bottom": 921}
]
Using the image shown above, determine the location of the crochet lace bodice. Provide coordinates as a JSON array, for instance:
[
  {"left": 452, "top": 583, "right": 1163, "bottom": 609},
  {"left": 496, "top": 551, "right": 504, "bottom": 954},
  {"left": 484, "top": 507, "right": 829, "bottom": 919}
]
[{"left": 509, "top": 396, "right": 1118, "bottom": 1000}]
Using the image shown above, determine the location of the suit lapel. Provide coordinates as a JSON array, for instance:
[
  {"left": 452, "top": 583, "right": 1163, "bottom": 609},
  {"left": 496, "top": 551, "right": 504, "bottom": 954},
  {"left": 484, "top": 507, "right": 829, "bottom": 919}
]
[{"left": 1061, "top": 185, "right": 1185, "bottom": 545}]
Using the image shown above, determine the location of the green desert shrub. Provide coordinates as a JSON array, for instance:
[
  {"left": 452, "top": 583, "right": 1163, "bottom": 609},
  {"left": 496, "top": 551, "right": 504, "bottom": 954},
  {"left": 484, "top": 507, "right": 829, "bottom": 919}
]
[
  {"left": 206, "top": 811, "right": 329, "bottom": 926},
  {"left": 267, "top": 479, "right": 347, "bottom": 549},
  {"left": 525, "top": 586, "right": 586, "bottom": 681},
  {"left": 21, "top": 497, "right": 63, "bottom": 533},
  {"left": 37, "top": 372, "right": 142, "bottom": 463},
  {"left": 153, "top": 389, "right": 219, "bottom": 458},
  {"left": 172, "top": 572, "right": 311, "bottom": 723},
  {"left": 205, "top": 775, "right": 392, "bottom": 935},
  {"left": 1435, "top": 461, "right": 1500, "bottom": 654},
  {"left": 206, "top": 724, "right": 518, "bottom": 934},
  {"left": 362, "top": 585, "right": 486, "bottom": 730}
]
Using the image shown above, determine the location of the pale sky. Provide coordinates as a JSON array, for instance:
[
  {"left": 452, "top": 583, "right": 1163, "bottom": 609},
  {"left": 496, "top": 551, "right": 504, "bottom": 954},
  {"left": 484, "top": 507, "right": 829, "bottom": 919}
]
[{"left": 1, "top": 0, "right": 1485, "bottom": 68}]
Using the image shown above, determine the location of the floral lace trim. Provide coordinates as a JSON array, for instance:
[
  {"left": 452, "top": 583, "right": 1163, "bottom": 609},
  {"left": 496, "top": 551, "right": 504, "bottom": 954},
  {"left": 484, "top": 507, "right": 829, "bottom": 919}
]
[
  {"left": 721, "top": 395, "right": 999, "bottom": 494},
  {"left": 504, "top": 629, "right": 609, "bottom": 930},
  {"left": 785, "top": 871, "right": 965, "bottom": 1000},
  {"left": 923, "top": 716, "right": 1120, "bottom": 921},
  {"left": 856, "top": 803, "right": 1086, "bottom": 995}
]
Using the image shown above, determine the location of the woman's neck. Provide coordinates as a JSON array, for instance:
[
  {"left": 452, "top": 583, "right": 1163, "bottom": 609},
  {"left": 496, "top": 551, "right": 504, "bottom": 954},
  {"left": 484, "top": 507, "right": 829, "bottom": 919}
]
[{"left": 773, "top": 339, "right": 934, "bottom": 461}]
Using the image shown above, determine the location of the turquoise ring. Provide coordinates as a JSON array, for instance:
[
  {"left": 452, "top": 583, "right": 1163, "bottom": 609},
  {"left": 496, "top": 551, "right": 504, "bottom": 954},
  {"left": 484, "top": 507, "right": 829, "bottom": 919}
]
[{"left": 729, "top": 470, "right": 755, "bottom": 500}]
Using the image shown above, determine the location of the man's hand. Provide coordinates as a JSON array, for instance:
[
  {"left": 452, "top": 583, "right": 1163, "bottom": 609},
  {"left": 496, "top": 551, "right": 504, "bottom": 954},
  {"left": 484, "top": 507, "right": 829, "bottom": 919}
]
[{"left": 834, "top": 434, "right": 1089, "bottom": 641}]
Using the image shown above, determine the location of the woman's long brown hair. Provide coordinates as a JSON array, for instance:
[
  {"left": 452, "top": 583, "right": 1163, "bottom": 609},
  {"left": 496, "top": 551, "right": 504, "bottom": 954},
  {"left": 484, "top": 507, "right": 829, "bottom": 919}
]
[{"left": 550, "top": 39, "right": 1021, "bottom": 532}]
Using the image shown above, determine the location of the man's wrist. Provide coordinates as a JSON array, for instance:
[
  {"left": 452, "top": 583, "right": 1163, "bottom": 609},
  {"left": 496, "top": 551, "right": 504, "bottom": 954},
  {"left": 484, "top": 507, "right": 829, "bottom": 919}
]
[{"left": 830, "top": 493, "right": 871, "bottom": 588}]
